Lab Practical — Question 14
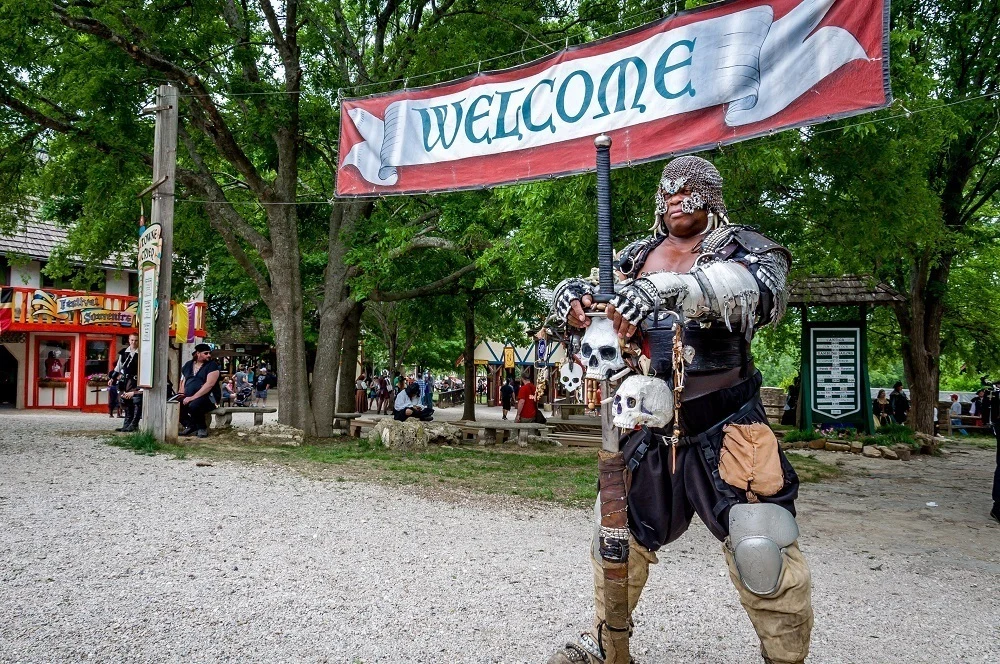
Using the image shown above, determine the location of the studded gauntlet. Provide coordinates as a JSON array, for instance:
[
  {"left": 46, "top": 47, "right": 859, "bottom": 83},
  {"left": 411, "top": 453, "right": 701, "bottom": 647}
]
[{"left": 551, "top": 277, "right": 595, "bottom": 326}]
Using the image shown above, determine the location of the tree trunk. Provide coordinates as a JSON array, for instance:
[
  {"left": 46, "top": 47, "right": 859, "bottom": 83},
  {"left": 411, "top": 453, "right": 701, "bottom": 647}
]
[
  {"left": 894, "top": 252, "right": 953, "bottom": 436},
  {"left": 338, "top": 301, "right": 364, "bottom": 415},
  {"left": 265, "top": 208, "right": 315, "bottom": 435},
  {"left": 462, "top": 297, "right": 477, "bottom": 421}
]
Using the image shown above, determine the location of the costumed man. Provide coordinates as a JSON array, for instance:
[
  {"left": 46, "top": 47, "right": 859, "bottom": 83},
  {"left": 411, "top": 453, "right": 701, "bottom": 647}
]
[
  {"left": 548, "top": 156, "right": 813, "bottom": 664},
  {"left": 112, "top": 333, "right": 142, "bottom": 433}
]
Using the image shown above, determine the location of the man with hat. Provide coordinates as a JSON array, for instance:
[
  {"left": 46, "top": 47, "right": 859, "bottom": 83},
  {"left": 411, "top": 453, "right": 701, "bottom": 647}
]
[{"left": 178, "top": 343, "right": 221, "bottom": 438}]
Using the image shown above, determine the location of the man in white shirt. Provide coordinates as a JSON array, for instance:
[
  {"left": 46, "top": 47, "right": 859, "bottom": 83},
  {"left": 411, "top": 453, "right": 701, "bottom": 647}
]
[{"left": 394, "top": 383, "right": 434, "bottom": 421}]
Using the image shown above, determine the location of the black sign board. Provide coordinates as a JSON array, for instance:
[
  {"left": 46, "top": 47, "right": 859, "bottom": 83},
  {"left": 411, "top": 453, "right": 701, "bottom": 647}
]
[{"left": 800, "top": 322, "right": 874, "bottom": 434}]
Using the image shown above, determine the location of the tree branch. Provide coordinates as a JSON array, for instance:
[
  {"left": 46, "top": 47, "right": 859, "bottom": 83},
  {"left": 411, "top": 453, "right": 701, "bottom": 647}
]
[{"left": 370, "top": 261, "right": 479, "bottom": 301}]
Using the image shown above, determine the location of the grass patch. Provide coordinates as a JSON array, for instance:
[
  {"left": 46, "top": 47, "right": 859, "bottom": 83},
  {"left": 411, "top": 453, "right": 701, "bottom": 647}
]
[
  {"left": 782, "top": 428, "right": 822, "bottom": 443},
  {"left": 955, "top": 434, "right": 997, "bottom": 450},
  {"left": 862, "top": 423, "right": 920, "bottom": 450},
  {"left": 784, "top": 452, "right": 842, "bottom": 483},
  {"left": 104, "top": 430, "right": 187, "bottom": 459}
]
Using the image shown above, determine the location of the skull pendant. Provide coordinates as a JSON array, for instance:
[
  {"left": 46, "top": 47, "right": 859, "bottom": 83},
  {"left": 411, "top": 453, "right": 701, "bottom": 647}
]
[
  {"left": 580, "top": 316, "right": 626, "bottom": 380},
  {"left": 612, "top": 375, "right": 674, "bottom": 430},
  {"left": 558, "top": 362, "right": 584, "bottom": 397}
]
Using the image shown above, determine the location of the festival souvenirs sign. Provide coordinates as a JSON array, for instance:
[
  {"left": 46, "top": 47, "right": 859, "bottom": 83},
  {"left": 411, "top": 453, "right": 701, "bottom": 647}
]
[
  {"left": 137, "top": 223, "right": 163, "bottom": 388},
  {"left": 337, "top": 0, "right": 890, "bottom": 196}
]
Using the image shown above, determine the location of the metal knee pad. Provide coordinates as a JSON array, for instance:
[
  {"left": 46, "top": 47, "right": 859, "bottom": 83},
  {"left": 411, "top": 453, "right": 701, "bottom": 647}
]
[{"left": 728, "top": 503, "right": 799, "bottom": 596}]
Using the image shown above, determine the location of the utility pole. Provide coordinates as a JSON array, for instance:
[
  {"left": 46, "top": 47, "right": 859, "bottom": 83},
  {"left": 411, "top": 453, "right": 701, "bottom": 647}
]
[{"left": 141, "top": 85, "right": 178, "bottom": 442}]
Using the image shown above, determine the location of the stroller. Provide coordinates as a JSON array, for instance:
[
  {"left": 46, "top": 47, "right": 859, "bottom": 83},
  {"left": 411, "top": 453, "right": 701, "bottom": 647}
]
[{"left": 234, "top": 384, "right": 254, "bottom": 407}]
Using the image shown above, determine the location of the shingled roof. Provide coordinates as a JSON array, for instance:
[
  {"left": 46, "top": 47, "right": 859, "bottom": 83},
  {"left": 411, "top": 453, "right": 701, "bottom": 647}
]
[
  {"left": 0, "top": 207, "right": 131, "bottom": 270},
  {"left": 789, "top": 275, "right": 903, "bottom": 306}
]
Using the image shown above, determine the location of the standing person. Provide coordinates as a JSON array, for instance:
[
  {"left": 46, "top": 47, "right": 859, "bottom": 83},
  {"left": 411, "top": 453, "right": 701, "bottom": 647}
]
[
  {"left": 949, "top": 394, "right": 968, "bottom": 435},
  {"left": 873, "top": 389, "right": 893, "bottom": 427},
  {"left": 376, "top": 374, "right": 391, "bottom": 415},
  {"left": 112, "top": 334, "right": 141, "bottom": 432},
  {"left": 254, "top": 368, "right": 272, "bottom": 405},
  {"left": 781, "top": 377, "right": 800, "bottom": 426},
  {"left": 393, "top": 383, "right": 434, "bottom": 421},
  {"left": 355, "top": 373, "right": 369, "bottom": 412},
  {"left": 107, "top": 370, "right": 120, "bottom": 418},
  {"left": 548, "top": 156, "right": 811, "bottom": 664},
  {"left": 500, "top": 378, "right": 515, "bottom": 420},
  {"left": 889, "top": 381, "right": 909, "bottom": 424},
  {"left": 422, "top": 371, "right": 434, "bottom": 409},
  {"left": 515, "top": 372, "right": 544, "bottom": 423},
  {"left": 233, "top": 365, "right": 249, "bottom": 392},
  {"left": 970, "top": 389, "right": 985, "bottom": 425},
  {"left": 178, "top": 344, "right": 221, "bottom": 438}
]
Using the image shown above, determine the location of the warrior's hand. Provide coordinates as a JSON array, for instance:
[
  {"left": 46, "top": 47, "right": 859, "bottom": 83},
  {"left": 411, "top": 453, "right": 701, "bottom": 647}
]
[
  {"left": 607, "top": 278, "right": 660, "bottom": 338},
  {"left": 552, "top": 278, "right": 595, "bottom": 328}
]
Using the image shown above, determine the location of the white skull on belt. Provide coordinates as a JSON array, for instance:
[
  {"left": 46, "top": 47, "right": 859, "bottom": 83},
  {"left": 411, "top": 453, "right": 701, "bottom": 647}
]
[
  {"left": 580, "top": 316, "right": 626, "bottom": 380},
  {"left": 612, "top": 375, "right": 674, "bottom": 430},
  {"left": 559, "top": 362, "right": 584, "bottom": 395}
]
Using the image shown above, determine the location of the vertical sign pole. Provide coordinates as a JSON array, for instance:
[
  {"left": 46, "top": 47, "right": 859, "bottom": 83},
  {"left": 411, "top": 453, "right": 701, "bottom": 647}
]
[{"left": 143, "top": 85, "right": 178, "bottom": 442}]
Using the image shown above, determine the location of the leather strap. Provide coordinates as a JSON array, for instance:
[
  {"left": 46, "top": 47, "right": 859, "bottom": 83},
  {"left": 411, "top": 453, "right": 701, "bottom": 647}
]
[{"left": 681, "top": 362, "right": 755, "bottom": 402}]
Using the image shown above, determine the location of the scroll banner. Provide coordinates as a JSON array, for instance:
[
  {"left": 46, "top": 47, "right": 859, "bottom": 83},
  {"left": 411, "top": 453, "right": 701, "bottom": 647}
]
[
  {"left": 137, "top": 223, "right": 162, "bottom": 389},
  {"left": 337, "top": 0, "right": 890, "bottom": 196}
]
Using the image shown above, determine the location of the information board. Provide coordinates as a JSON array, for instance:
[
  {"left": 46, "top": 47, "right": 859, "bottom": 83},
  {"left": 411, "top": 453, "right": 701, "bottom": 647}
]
[{"left": 801, "top": 322, "right": 873, "bottom": 433}]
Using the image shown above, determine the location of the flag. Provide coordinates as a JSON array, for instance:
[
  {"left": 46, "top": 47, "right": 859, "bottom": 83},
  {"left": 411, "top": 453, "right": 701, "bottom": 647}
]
[
  {"left": 0, "top": 287, "right": 12, "bottom": 333},
  {"left": 172, "top": 301, "right": 188, "bottom": 342}
]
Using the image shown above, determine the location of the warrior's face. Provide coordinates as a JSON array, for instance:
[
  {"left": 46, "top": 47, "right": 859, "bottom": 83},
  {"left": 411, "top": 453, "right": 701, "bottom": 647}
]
[{"left": 662, "top": 185, "right": 709, "bottom": 238}]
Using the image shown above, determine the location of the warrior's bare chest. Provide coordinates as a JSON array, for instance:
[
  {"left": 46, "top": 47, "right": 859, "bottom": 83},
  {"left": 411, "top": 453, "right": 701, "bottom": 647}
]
[{"left": 637, "top": 240, "right": 700, "bottom": 276}]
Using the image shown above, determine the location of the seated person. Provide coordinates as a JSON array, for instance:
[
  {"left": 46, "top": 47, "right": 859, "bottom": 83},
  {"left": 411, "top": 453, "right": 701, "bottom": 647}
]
[
  {"left": 221, "top": 379, "right": 234, "bottom": 407},
  {"left": 393, "top": 383, "right": 434, "bottom": 422}
]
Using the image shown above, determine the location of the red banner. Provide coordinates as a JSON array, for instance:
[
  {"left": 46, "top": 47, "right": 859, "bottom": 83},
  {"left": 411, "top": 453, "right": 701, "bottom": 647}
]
[{"left": 337, "top": 0, "right": 890, "bottom": 197}]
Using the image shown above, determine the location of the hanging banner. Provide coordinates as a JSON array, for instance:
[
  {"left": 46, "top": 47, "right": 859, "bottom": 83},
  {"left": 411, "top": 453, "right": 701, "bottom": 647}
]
[
  {"left": 337, "top": 0, "right": 890, "bottom": 196},
  {"left": 137, "top": 223, "right": 162, "bottom": 389}
]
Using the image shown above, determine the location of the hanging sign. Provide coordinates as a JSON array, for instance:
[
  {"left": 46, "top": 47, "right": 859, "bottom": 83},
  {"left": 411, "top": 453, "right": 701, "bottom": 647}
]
[
  {"left": 337, "top": 0, "right": 890, "bottom": 196},
  {"left": 503, "top": 346, "right": 515, "bottom": 369},
  {"left": 137, "top": 223, "right": 162, "bottom": 388}
]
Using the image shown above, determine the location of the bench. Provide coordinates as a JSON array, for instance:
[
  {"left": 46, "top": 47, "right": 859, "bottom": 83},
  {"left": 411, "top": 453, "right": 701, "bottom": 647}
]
[
  {"left": 211, "top": 406, "right": 277, "bottom": 427},
  {"left": 340, "top": 414, "right": 388, "bottom": 438},
  {"left": 551, "top": 432, "right": 603, "bottom": 448},
  {"left": 452, "top": 420, "right": 553, "bottom": 446}
]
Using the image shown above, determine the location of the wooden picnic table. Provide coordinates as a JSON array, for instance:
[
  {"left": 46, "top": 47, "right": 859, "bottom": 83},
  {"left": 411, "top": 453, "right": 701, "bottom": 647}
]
[{"left": 552, "top": 401, "right": 589, "bottom": 420}]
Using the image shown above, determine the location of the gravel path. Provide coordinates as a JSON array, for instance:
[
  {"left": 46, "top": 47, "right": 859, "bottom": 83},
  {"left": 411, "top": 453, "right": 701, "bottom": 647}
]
[{"left": 1, "top": 411, "right": 998, "bottom": 663}]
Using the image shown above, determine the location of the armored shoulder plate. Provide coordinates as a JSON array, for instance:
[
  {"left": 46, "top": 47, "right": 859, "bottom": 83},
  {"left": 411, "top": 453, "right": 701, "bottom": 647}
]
[
  {"left": 700, "top": 225, "right": 791, "bottom": 264},
  {"left": 615, "top": 235, "right": 661, "bottom": 278}
]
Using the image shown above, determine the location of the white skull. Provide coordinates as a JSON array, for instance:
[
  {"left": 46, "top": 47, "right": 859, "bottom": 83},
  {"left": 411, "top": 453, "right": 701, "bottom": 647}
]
[
  {"left": 580, "top": 316, "right": 626, "bottom": 380},
  {"left": 612, "top": 375, "right": 674, "bottom": 430},
  {"left": 559, "top": 362, "right": 584, "bottom": 395}
]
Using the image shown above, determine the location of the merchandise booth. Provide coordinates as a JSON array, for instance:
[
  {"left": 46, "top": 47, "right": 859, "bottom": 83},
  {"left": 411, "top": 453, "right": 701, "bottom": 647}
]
[{"left": 0, "top": 286, "right": 206, "bottom": 411}]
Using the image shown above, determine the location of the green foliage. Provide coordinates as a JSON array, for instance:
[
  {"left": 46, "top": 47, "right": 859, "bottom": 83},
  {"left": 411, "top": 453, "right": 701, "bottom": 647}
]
[
  {"left": 782, "top": 429, "right": 822, "bottom": 443},
  {"left": 105, "top": 430, "right": 161, "bottom": 456},
  {"left": 863, "top": 423, "right": 919, "bottom": 450}
]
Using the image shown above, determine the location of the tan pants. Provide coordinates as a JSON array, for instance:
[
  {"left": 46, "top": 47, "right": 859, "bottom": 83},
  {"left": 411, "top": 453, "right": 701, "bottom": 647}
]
[{"left": 587, "top": 538, "right": 812, "bottom": 663}]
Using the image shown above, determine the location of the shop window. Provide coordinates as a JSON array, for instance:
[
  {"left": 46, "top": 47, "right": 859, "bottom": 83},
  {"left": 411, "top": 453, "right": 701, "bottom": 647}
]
[
  {"left": 39, "top": 339, "right": 71, "bottom": 380},
  {"left": 85, "top": 339, "right": 111, "bottom": 379}
]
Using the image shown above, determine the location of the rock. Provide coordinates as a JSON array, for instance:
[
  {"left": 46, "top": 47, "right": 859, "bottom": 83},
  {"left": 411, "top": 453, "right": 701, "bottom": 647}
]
[
  {"left": 862, "top": 445, "right": 881, "bottom": 458},
  {"left": 877, "top": 445, "right": 899, "bottom": 460},
  {"left": 849, "top": 441, "right": 864, "bottom": 454},
  {"left": 825, "top": 442, "right": 851, "bottom": 452},
  {"left": 368, "top": 419, "right": 462, "bottom": 450},
  {"left": 809, "top": 439, "right": 827, "bottom": 450},
  {"left": 892, "top": 444, "right": 912, "bottom": 461}
]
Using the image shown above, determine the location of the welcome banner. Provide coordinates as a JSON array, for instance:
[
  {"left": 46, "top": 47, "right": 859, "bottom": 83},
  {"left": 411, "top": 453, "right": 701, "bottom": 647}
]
[{"left": 337, "top": 0, "right": 889, "bottom": 196}]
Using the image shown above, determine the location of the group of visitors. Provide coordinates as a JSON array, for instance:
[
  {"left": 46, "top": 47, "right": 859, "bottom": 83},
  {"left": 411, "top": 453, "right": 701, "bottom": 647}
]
[
  {"left": 354, "top": 370, "right": 441, "bottom": 421},
  {"left": 499, "top": 374, "right": 547, "bottom": 424},
  {"left": 221, "top": 364, "right": 272, "bottom": 407},
  {"left": 872, "top": 382, "right": 910, "bottom": 426}
]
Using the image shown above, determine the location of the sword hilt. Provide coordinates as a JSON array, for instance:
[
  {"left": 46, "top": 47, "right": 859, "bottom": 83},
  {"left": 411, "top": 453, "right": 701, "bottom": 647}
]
[{"left": 594, "top": 134, "right": 614, "bottom": 303}]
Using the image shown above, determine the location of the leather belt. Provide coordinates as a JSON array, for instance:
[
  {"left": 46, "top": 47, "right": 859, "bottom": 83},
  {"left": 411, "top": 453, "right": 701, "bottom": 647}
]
[{"left": 681, "top": 362, "right": 755, "bottom": 402}]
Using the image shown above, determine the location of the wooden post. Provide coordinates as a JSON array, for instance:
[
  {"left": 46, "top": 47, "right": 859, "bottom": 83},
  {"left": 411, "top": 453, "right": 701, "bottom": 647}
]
[{"left": 142, "top": 85, "right": 178, "bottom": 442}]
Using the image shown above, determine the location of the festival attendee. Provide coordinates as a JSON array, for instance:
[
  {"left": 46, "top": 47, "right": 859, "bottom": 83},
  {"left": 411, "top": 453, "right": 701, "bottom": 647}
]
[
  {"left": 254, "top": 368, "right": 271, "bottom": 405},
  {"left": 221, "top": 379, "right": 234, "bottom": 407},
  {"left": 781, "top": 377, "right": 800, "bottom": 426},
  {"left": 889, "top": 381, "right": 909, "bottom": 424},
  {"left": 117, "top": 372, "right": 143, "bottom": 432},
  {"left": 970, "top": 389, "right": 985, "bottom": 425},
  {"left": 422, "top": 370, "right": 434, "bottom": 409},
  {"left": 376, "top": 374, "right": 391, "bottom": 415},
  {"left": 354, "top": 373, "right": 368, "bottom": 412},
  {"left": 500, "top": 378, "right": 515, "bottom": 420},
  {"left": 548, "top": 156, "right": 811, "bottom": 664},
  {"left": 107, "top": 370, "right": 120, "bottom": 418},
  {"left": 873, "top": 389, "right": 893, "bottom": 427},
  {"left": 178, "top": 344, "right": 221, "bottom": 438},
  {"left": 393, "top": 383, "right": 433, "bottom": 421},
  {"left": 516, "top": 372, "right": 544, "bottom": 423},
  {"left": 949, "top": 394, "right": 968, "bottom": 435},
  {"left": 233, "top": 365, "right": 249, "bottom": 392}
]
